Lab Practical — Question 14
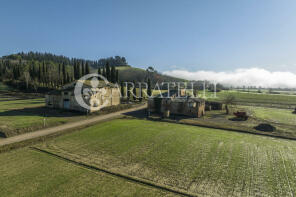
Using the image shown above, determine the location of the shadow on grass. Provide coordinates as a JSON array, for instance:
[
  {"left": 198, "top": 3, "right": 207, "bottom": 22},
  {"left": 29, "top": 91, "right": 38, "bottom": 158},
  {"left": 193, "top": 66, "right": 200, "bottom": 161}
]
[
  {"left": 123, "top": 108, "right": 147, "bottom": 119},
  {"left": 0, "top": 106, "right": 83, "bottom": 118}
]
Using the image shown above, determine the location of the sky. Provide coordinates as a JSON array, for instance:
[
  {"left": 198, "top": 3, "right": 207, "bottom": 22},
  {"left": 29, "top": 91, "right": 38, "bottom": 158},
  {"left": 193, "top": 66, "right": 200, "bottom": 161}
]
[{"left": 1, "top": 0, "right": 296, "bottom": 87}]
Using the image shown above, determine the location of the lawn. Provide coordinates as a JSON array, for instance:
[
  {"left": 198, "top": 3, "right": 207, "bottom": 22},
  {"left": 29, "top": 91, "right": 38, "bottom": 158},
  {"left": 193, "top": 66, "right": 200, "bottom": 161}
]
[
  {"left": 0, "top": 148, "right": 172, "bottom": 197},
  {"left": 37, "top": 118, "right": 296, "bottom": 197}
]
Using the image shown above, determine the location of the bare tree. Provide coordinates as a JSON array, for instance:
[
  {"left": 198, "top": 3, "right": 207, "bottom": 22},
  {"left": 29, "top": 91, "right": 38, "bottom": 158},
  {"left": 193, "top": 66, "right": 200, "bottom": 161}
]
[
  {"left": 224, "top": 94, "right": 236, "bottom": 114},
  {"left": 23, "top": 72, "right": 30, "bottom": 89}
]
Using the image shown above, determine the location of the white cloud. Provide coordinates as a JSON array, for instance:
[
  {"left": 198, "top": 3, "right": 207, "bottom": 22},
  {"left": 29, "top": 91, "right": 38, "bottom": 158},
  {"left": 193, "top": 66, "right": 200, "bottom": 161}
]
[{"left": 163, "top": 68, "right": 296, "bottom": 88}]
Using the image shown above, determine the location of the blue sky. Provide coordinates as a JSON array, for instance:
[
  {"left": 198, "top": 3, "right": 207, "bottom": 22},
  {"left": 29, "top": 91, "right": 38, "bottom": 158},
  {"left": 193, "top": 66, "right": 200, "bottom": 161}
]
[{"left": 1, "top": 0, "right": 296, "bottom": 73}]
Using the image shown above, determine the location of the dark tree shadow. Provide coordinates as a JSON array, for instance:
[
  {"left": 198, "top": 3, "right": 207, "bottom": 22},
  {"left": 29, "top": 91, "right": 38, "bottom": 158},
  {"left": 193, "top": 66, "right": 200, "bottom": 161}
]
[{"left": 0, "top": 106, "right": 83, "bottom": 118}]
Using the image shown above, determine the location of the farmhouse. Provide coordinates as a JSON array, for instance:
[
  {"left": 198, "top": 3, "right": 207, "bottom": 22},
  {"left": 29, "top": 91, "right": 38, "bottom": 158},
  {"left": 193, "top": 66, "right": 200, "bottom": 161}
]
[
  {"left": 45, "top": 80, "right": 120, "bottom": 112},
  {"left": 148, "top": 90, "right": 206, "bottom": 118}
]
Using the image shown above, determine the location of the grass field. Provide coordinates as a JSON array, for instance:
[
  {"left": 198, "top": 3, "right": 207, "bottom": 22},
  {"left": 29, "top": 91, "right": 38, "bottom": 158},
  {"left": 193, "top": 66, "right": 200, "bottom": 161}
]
[
  {"left": 0, "top": 97, "right": 83, "bottom": 137},
  {"left": 249, "top": 106, "right": 296, "bottom": 125},
  {"left": 0, "top": 148, "right": 173, "bottom": 197},
  {"left": 35, "top": 118, "right": 296, "bottom": 196},
  {"left": 204, "top": 90, "right": 296, "bottom": 107}
]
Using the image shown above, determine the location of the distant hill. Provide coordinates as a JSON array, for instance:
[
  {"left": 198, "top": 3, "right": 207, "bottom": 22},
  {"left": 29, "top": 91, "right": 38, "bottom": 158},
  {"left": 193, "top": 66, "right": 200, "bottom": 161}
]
[
  {"left": 117, "top": 66, "right": 185, "bottom": 84},
  {"left": 0, "top": 52, "right": 185, "bottom": 92}
]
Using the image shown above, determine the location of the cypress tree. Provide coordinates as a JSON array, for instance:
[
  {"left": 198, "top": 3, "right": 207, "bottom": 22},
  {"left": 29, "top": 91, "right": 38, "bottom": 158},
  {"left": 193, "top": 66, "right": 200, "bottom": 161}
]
[
  {"left": 38, "top": 64, "right": 41, "bottom": 82},
  {"left": 62, "top": 62, "right": 66, "bottom": 85},
  {"left": 111, "top": 66, "right": 115, "bottom": 83},
  {"left": 115, "top": 69, "right": 119, "bottom": 83},
  {"left": 147, "top": 78, "right": 152, "bottom": 97},
  {"left": 106, "top": 62, "right": 110, "bottom": 81},
  {"left": 42, "top": 61, "right": 45, "bottom": 86},
  {"left": 121, "top": 82, "right": 124, "bottom": 97},
  {"left": 98, "top": 67, "right": 101, "bottom": 76},
  {"left": 81, "top": 61, "right": 85, "bottom": 76},
  {"left": 133, "top": 80, "right": 137, "bottom": 100},
  {"left": 139, "top": 83, "right": 143, "bottom": 102},
  {"left": 85, "top": 62, "right": 90, "bottom": 75},
  {"left": 103, "top": 66, "right": 106, "bottom": 78},
  {"left": 127, "top": 83, "right": 131, "bottom": 100}
]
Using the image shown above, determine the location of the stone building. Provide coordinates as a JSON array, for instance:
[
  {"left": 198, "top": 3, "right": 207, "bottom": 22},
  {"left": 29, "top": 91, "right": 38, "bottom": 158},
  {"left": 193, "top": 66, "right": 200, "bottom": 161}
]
[
  {"left": 148, "top": 90, "right": 206, "bottom": 118},
  {"left": 205, "top": 101, "right": 225, "bottom": 111},
  {"left": 45, "top": 80, "right": 120, "bottom": 113}
]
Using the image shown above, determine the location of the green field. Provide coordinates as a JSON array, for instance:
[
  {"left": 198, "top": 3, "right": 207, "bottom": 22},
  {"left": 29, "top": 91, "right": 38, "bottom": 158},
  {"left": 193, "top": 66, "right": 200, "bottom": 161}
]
[
  {"left": 32, "top": 118, "right": 296, "bottom": 196},
  {"left": 205, "top": 90, "right": 296, "bottom": 107},
  {"left": 249, "top": 106, "right": 296, "bottom": 125},
  {"left": 0, "top": 97, "right": 82, "bottom": 137},
  {"left": 0, "top": 148, "right": 173, "bottom": 197}
]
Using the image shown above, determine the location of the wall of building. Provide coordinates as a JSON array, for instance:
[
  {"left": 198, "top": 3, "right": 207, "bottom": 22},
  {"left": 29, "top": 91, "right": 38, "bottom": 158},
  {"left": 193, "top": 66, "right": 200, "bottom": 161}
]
[{"left": 46, "top": 87, "right": 120, "bottom": 113}]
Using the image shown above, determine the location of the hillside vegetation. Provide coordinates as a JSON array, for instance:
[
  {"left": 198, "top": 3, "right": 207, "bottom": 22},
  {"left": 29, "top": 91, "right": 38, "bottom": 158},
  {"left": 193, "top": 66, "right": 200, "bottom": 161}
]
[{"left": 0, "top": 52, "right": 185, "bottom": 93}]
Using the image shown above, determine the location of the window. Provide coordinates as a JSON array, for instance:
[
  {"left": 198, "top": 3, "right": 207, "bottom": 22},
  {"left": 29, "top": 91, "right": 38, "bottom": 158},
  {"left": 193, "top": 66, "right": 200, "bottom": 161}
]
[{"left": 188, "top": 102, "right": 196, "bottom": 108}]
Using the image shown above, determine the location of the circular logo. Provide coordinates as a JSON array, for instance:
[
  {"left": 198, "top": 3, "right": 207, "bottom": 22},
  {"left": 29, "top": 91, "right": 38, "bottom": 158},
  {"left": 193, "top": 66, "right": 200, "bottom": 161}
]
[{"left": 74, "top": 73, "right": 110, "bottom": 111}]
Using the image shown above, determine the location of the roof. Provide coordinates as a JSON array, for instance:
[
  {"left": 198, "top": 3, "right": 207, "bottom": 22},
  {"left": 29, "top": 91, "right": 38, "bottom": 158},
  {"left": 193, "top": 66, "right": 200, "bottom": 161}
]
[
  {"left": 150, "top": 95, "right": 205, "bottom": 103},
  {"left": 47, "top": 80, "right": 117, "bottom": 95}
]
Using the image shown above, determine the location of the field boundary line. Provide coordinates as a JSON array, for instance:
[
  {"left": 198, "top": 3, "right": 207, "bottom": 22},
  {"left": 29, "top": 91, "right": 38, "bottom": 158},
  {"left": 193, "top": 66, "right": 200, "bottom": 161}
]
[{"left": 31, "top": 147, "right": 200, "bottom": 197}]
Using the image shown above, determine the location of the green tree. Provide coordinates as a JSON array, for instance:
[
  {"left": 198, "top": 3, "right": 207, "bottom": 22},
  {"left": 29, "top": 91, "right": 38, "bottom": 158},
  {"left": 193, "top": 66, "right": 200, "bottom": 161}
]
[
  {"left": 147, "top": 78, "right": 152, "bottom": 97},
  {"left": 115, "top": 69, "right": 119, "bottom": 83},
  {"left": 133, "top": 80, "right": 137, "bottom": 101},
  {"left": 98, "top": 67, "right": 101, "bottom": 76},
  {"left": 106, "top": 62, "right": 111, "bottom": 81},
  {"left": 127, "top": 83, "right": 131, "bottom": 101},
  {"left": 62, "top": 62, "right": 66, "bottom": 85},
  {"left": 121, "top": 82, "right": 125, "bottom": 98},
  {"left": 85, "top": 62, "right": 90, "bottom": 75},
  {"left": 111, "top": 66, "right": 116, "bottom": 83}
]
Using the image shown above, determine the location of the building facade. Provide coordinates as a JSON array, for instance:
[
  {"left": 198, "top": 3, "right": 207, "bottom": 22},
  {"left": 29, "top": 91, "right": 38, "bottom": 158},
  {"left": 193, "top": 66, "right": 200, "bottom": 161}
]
[
  {"left": 45, "top": 81, "right": 120, "bottom": 112},
  {"left": 148, "top": 90, "right": 205, "bottom": 118}
]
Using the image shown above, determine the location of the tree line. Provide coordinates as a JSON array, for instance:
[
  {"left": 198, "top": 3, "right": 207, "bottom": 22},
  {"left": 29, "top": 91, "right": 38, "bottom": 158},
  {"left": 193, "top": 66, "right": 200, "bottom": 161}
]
[{"left": 0, "top": 52, "right": 125, "bottom": 92}]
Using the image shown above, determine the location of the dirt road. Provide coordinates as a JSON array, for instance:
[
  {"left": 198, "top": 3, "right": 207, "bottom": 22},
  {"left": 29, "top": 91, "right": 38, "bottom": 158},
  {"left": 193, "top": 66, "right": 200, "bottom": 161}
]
[{"left": 0, "top": 105, "right": 146, "bottom": 147}]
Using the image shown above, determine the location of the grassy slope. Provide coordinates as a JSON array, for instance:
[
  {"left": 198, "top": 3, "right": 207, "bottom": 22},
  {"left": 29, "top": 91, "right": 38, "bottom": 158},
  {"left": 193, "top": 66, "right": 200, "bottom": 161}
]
[
  {"left": 0, "top": 148, "right": 172, "bottom": 197},
  {"left": 38, "top": 119, "right": 296, "bottom": 197}
]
